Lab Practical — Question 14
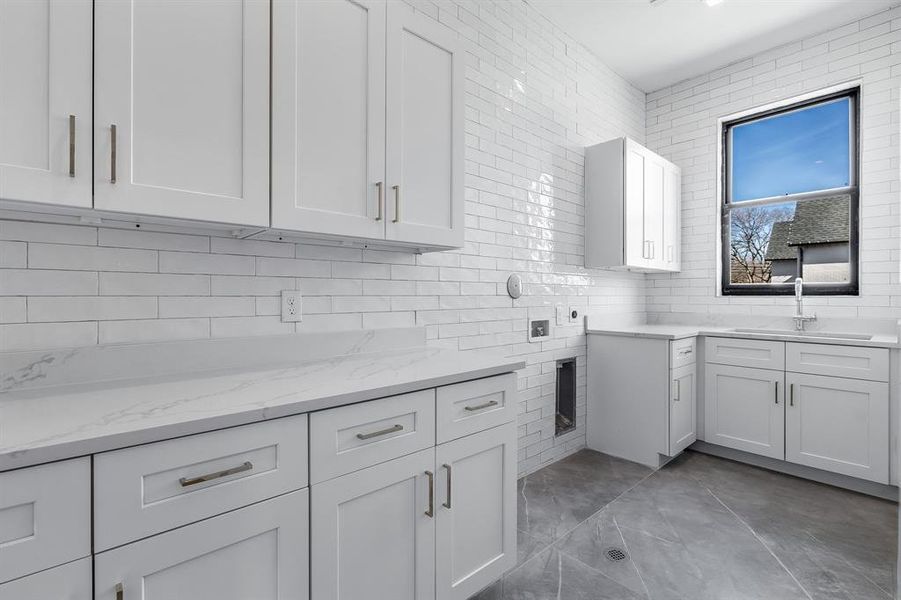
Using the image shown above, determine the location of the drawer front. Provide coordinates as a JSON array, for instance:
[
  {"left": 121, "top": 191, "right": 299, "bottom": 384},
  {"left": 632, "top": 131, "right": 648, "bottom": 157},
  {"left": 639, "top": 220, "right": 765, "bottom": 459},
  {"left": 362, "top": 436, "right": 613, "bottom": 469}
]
[
  {"left": 310, "top": 389, "right": 436, "bottom": 484},
  {"left": 94, "top": 414, "right": 308, "bottom": 552},
  {"left": 0, "top": 458, "right": 91, "bottom": 584},
  {"left": 705, "top": 337, "right": 784, "bottom": 371},
  {"left": 671, "top": 337, "right": 697, "bottom": 368},
  {"left": 0, "top": 557, "right": 92, "bottom": 600},
  {"left": 786, "top": 343, "right": 889, "bottom": 382},
  {"left": 437, "top": 373, "right": 517, "bottom": 444}
]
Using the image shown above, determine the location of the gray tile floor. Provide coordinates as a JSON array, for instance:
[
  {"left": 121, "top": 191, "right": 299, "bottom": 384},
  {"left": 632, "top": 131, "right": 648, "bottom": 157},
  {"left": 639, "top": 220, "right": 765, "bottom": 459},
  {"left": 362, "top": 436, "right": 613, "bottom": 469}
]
[{"left": 472, "top": 450, "right": 897, "bottom": 600}]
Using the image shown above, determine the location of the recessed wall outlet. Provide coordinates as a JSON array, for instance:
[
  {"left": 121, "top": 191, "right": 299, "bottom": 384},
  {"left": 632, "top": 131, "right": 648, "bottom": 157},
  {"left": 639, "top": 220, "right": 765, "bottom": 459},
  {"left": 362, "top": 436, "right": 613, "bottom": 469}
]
[
  {"left": 555, "top": 304, "right": 567, "bottom": 325},
  {"left": 568, "top": 306, "right": 580, "bottom": 323},
  {"left": 281, "top": 290, "right": 302, "bottom": 322},
  {"left": 529, "top": 319, "right": 551, "bottom": 343}
]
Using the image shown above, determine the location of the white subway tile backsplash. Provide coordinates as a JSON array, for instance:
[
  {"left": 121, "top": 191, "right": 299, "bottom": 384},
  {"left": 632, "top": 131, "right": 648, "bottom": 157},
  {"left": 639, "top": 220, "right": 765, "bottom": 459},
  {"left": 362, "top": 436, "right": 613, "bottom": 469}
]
[
  {"left": 0, "top": 242, "right": 26, "bottom": 268},
  {"left": 0, "top": 297, "right": 26, "bottom": 323},
  {"left": 27, "top": 297, "right": 158, "bottom": 322},
  {"left": 158, "top": 296, "right": 256, "bottom": 318},
  {"left": 1, "top": 269, "right": 98, "bottom": 296},
  {"left": 1, "top": 321, "right": 97, "bottom": 351},
  {"left": 0, "top": 221, "right": 96, "bottom": 245},
  {"left": 99, "top": 318, "right": 210, "bottom": 345},
  {"left": 29, "top": 243, "right": 158, "bottom": 272},
  {"left": 100, "top": 272, "right": 210, "bottom": 296},
  {"left": 159, "top": 251, "right": 255, "bottom": 275}
]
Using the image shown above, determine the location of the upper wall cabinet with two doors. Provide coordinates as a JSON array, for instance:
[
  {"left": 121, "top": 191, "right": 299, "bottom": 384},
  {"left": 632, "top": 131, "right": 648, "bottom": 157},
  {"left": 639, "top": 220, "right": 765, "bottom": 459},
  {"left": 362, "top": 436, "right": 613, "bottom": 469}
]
[
  {"left": 0, "top": 0, "right": 464, "bottom": 252},
  {"left": 584, "top": 137, "right": 681, "bottom": 272}
]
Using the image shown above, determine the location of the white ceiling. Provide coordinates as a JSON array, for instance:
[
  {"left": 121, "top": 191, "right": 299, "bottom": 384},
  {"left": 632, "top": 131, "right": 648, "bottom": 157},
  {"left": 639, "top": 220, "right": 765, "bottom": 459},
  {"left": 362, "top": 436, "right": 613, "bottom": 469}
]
[{"left": 533, "top": 0, "right": 900, "bottom": 92}]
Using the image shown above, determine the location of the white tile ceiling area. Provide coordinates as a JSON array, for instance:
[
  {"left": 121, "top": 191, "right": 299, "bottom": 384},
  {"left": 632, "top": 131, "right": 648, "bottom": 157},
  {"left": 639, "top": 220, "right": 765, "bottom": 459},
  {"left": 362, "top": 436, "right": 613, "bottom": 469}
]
[{"left": 532, "top": 0, "right": 900, "bottom": 91}]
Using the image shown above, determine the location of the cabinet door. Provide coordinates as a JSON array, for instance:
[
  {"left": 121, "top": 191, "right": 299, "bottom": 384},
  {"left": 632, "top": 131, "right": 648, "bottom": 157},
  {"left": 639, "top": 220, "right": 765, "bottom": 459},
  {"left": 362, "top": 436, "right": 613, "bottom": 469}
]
[
  {"left": 643, "top": 152, "right": 665, "bottom": 269},
  {"left": 786, "top": 373, "right": 889, "bottom": 484},
  {"left": 704, "top": 364, "right": 784, "bottom": 459},
  {"left": 669, "top": 364, "right": 696, "bottom": 456},
  {"left": 0, "top": 557, "right": 91, "bottom": 600},
  {"left": 311, "top": 448, "right": 436, "bottom": 600},
  {"left": 435, "top": 424, "right": 516, "bottom": 600},
  {"left": 662, "top": 162, "right": 681, "bottom": 272},
  {"left": 94, "top": 0, "right": 269, "bottom": 226},
  {"left": 272, "top": 0, "right": 387, "bottom": 239},
  {"left": 0, "top": 0, "right": 91, "bottom": 207},
  {"left": 94, "top": 489, "right": 308, "bottom": 600},
  {"left": 385, "top": 5, "right": 464, "bottom": 249},
  {"left": 623, "top": 140, "right": 647, "bottom": 267}
]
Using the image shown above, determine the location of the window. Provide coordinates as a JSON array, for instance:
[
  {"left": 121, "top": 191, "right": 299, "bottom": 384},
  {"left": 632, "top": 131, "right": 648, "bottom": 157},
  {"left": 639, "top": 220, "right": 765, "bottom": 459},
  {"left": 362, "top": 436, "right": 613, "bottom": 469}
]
[{"left": 721, "top": 88, "right": 859, "bottom": 296}]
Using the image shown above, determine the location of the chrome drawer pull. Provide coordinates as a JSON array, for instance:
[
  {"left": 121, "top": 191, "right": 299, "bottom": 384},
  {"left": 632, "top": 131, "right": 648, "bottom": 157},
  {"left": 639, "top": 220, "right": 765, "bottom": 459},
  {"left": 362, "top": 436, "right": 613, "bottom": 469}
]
[
  {"left": 356, "top": 423, "right": 403, "bottom": 440},
  {"left": 679, "top": 348, "right": 693, "bottom": 356},
  {"left": 68, "top": 115, "right": 76, "bottom": 177},
  {"left": 375, "top": 181, "right": 385, "bottom": 221},
  {"left": 464, "top": 400, "right": 498, "bottom": 412},
  {"left": 425, "top": 470, "right": 434, "bottom": 518},
  {"left": 115, "top": 583, "right": 124, "bottom": 600},
  {"left": 392, "top": 184, "right": 401, "bottom": 223},
  {"left": 178, "top": 461, "right": 253, "bottom": 487},
  {"left": 442, "top": 463, "right": 452, "bottom": 509},
  {"left": 110, "top": 124, "right": 117, "bottom": 184}
]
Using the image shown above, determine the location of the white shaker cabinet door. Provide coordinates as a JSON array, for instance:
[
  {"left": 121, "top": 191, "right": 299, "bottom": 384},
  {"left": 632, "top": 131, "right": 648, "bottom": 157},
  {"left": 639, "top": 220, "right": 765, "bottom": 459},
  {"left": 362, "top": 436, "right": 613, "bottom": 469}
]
[
  {"left": 94, "top": 490, "right": 309, "bottom": 600},
  {"left": 785, "top": 373, "right": 889, "bottom": 484},
  {"left": 662, "top": 162, "right": 681, "bottom": 272},
  {"left": 669, "top": 364, "right": 696, "bottom": 456},
  {"left": 94, "top": 0, "right": 270, "bottom": 227},
  {"left": 272, "top": 0, "right": 387, "bottom": 239},
  {"left": 704, "top": 364, "right": 785, "bottom": 460},
  {"left": 0, "top": 0, "right": 92, "bottom": 207},
  {"left": 0, "top": 558, "right": 91, "bottom": 600},
  {"left": 385, "top": 5, "right": 464, "bottom": 249},
  {"left": 435, "top": 424, "right": 517, "bottom": 600},
  {"left": 311, "top": 448, "right": 436, "bottom": 600}
]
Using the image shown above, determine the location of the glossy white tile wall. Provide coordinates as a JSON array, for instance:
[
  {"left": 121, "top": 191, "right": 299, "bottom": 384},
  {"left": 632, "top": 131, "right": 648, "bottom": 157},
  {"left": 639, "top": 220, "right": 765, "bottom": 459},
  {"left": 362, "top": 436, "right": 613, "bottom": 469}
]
[
  {"left": 0, "top": 0, "right": 646, "bottom": 475},
  {"left": 645, "top": 7, "right": 901, "bottom": 319}
]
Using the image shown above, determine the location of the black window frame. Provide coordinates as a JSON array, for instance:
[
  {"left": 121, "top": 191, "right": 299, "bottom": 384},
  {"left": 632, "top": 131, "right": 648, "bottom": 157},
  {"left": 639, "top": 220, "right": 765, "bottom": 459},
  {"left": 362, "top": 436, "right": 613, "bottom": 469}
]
[{"left": 721, "top": 88, "right": 860, "bottom": 297}]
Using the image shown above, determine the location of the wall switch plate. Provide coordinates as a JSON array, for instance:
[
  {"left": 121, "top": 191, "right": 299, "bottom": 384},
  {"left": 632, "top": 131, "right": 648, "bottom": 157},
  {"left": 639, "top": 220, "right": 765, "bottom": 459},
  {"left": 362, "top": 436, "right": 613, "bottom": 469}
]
[
  {"left": 555, "top": 304, "right": 567, "bottom": 325},
  {"left": 528, "top": 319, "right": 551, "bottom": 343},
  {"left": 568, "top": 306, "right": 580, "bottom": 323},
  {"left": 281, "top": 290, "right": 302, "bottom": 322}
]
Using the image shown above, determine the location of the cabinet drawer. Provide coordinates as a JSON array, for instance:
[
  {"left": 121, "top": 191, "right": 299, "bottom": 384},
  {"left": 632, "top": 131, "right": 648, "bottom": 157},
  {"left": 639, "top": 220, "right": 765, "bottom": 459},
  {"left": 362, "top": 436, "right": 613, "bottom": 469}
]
[
  {"left": 0, "top": 557, "right": 92, "bottom": 600},
  {"left": 671, "top": 337, "right": 697, "bottom": 368},
  {"left": 786, "top": 343, "right": 889, "bottom": 382},
  {"left": 310, "top": 389, "right": 436, "bottom": 484},
  {"left": 94, "top": 414, "right": 308, "bottom": 551},
  {"left": 437, "top": 374, "right": 517, "bottom": 444},
  {"left": 705, "top": 337, "right": 784, "bottom": 371},
  {"left": 0, "top": 458, "right": 91, "bottom": 584}
]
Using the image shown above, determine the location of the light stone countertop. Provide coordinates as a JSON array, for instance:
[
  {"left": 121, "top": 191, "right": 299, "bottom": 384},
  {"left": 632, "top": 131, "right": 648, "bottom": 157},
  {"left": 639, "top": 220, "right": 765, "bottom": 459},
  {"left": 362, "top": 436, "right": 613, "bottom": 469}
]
[{"left": 0, "top": 342, "right": 525, "bottom": 472}]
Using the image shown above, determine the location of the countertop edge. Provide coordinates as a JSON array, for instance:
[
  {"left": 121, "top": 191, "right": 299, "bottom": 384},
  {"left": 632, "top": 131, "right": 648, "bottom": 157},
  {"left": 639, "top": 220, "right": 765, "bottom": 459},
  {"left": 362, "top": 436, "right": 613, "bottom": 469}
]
[
  {"left": 587, "top": 328, "right": 898, "bottom": 349},
  {"left": 0, "top": 359, "right": 526, "bottom": 473}
]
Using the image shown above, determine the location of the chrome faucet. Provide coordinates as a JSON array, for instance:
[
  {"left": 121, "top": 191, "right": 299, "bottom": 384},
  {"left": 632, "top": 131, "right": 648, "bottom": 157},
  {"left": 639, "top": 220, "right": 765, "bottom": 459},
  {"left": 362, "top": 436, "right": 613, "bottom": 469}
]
[{"left": 793, "top": 277, "right": 817, "bottom": 332}]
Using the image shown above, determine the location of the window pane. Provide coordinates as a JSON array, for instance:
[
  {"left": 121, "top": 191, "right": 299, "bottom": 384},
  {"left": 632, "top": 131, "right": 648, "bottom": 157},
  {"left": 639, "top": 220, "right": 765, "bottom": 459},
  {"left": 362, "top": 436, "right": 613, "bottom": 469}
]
[
  {"left": 728, "top": 195, "right": 851, "bottom": 286},
  {"left": 730, "top": 98, "right": 851, "bottom": 202}
]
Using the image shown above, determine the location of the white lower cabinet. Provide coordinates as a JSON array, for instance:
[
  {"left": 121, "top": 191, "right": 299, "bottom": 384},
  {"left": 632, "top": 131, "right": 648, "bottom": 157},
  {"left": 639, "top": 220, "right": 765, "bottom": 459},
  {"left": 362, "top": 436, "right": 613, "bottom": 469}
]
[
  {"left": 704, "top": 364, "right": 784, "bottom": 460},
  {"left": 785, "top": 373, "right": 889, "bottom": 484},
  {"left": 669, "top": 364, "right": 697, "bottom": 456},
  {"left": 94, "top": 489, "right": 309, "bottom": 600},
  {"left": 435, "top": 424, "right": 517, "bottom": 600},
  {"left": 0, "top": 557, "right": 91, "bottom": 600},
  {"left": 311, "top": 448, "right": 437, "bottom": 600}
]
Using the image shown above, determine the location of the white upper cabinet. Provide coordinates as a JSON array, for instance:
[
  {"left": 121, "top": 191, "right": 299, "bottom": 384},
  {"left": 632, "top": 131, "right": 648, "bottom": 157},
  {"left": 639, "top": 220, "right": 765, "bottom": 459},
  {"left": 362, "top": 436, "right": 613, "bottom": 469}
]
[
  {"left": 272, "top": 0, "right": 463, "bottom": 249},
  {"left": 385, "top": 5, "right": 464, "bottom": 249},
  {"left": 585, "top": 137, "right": 681, "bottom": 272},
  {"left": 0, "top": 0, "right": 92, "bottom": 208},
  {"left": 94, "top": 0, "right": 270, "bottom": 227},
  {"left": 272, "top": 0, "right": 386, "bottom": 239}
]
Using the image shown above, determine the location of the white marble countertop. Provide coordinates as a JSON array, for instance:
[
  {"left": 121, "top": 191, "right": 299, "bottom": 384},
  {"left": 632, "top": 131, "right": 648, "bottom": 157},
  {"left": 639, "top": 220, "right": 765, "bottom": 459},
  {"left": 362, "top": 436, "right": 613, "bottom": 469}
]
[
  {"left": 0, "top": 345, "right": 525, "bottom": 472},
  {"left": 586, "top": 323, "right": 899, "bottom": 348}
]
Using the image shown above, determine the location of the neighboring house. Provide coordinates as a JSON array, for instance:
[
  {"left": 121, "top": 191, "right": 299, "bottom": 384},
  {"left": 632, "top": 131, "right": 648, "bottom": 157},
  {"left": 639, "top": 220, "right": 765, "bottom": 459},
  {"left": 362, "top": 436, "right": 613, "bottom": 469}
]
[{"left": 765, "top": 195, "right": 851, "bottom": 282}]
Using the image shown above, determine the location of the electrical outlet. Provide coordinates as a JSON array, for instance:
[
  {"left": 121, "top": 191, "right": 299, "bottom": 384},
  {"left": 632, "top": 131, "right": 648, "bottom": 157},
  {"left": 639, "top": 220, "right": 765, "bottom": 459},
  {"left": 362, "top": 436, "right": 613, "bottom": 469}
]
[
  {"left": 568, "top": 306, "right": 580, "bottom": 323},
  {"left": 281, "top": 290, "right": 302, "bottom": 322}
]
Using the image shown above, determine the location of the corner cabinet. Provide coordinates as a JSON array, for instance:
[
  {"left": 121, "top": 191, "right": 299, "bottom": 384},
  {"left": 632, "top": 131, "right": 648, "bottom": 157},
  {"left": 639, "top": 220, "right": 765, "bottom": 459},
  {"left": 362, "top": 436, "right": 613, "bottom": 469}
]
[
  {"left": 271, "top": 0, "right": 464, "bottom": 250},
  {"left": 93, "top": 0, "right": 270, "bottom": 227},
  {"left": 585, "top": 137, "right": 681, "bottom": 272},
  {"left": 0, "top": 0, "right": 92, "bottom": 208}
]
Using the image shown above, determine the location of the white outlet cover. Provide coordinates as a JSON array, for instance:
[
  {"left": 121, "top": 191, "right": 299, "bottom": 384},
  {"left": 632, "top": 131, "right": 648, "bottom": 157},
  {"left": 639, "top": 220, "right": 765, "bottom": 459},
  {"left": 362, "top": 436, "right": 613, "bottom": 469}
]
[{"left": 280, "top": 290, "right": 302, "bottom": 323}]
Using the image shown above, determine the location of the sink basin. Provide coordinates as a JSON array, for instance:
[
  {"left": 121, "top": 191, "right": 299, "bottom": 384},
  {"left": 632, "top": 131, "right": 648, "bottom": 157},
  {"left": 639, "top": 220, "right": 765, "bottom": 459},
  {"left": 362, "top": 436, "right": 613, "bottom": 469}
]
[{"left": 731, "top": 328, "right": 873, "bottom": 341}]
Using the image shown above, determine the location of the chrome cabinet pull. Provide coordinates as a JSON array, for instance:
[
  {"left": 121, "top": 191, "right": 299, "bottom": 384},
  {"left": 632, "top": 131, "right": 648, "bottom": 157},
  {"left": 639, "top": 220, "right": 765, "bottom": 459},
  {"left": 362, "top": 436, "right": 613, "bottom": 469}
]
[
  {"left": 678, "top": 348, "right": 693, "bottom": 356},
  {"left": 649, "top": 241, "right": 655, "bottom": 259},
  {"left": 790, "top": 383, "right": 794, "bottom": 407},
  {"left": 178, "top": 461, "right": 253, "bottom": 487},
  {"left": 442, "top": 463, "right": 452, "bottom": 509},
  {"left": 774, "top": 381, "right": 779, "bottom": 404},
  {"left": 392, "top": 184, "right": 400, "bottom": 223},
  {"left": 375, "top": 181, "right": 384, "bottom": 221},
  {"left": 424, "top": 470, "right": 434, "bottom": 518},
  {"left": 356, "top": 423, "right": 403, "bottom": 440},
  {"left": 464, "top": 399, "right": 498, "bottom": 412},
  {"left": 68, "top": 115, "right": 76, "bottom": 177},
  {"left": 673, "top": 379, "right": 681, "bottom": 402},
  {"left": 115, "top": 583, "right": 124, "bottom": 600},
  {"left": 110, "top": 124, "right": 117, "bottom": 184}
]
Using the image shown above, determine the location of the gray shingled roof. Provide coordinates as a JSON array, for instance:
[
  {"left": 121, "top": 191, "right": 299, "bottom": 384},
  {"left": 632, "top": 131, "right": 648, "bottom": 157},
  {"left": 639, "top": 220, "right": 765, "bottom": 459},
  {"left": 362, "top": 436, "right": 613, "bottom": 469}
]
[{"left": 765, "top": 195, "right": 850, "bottom": 261}]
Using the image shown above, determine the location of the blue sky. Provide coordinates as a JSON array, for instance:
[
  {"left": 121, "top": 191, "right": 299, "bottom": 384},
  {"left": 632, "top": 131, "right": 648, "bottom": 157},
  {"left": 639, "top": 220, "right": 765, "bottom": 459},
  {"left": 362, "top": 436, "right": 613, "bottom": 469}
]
[{"left": 730, "top": 98, "right": 851, "bottom": 202}]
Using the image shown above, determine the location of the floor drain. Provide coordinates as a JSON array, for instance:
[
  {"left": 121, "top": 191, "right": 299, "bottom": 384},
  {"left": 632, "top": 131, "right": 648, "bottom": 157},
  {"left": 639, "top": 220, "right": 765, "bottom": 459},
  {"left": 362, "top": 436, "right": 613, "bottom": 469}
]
[{"left": 605, "top": 547, "right": 628, "bottom": 562}]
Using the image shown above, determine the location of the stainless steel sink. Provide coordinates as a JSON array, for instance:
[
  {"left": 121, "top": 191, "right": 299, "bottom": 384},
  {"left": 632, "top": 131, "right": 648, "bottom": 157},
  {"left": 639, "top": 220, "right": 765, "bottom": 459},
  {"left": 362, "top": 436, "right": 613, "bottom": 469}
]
[{"left": 731, "top": 328, "right": 873, "bottom": 341}]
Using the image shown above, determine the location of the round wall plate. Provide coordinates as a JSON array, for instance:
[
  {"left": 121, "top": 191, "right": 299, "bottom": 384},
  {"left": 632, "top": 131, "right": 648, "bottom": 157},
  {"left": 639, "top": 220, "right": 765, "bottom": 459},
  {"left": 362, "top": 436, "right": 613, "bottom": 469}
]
[{"left": 506, "top": 273, "right": 523, "bottom": 299}]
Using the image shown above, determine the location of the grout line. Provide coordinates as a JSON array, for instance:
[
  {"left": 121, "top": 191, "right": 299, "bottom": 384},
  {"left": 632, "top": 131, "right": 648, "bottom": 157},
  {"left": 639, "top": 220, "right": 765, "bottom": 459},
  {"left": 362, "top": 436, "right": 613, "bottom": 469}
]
[
  {"left": 704, "top": 486, "right": 814, "bottom": 600},
  {"left": 612, "top": 515, "right": 652, "bottom": 600}
]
